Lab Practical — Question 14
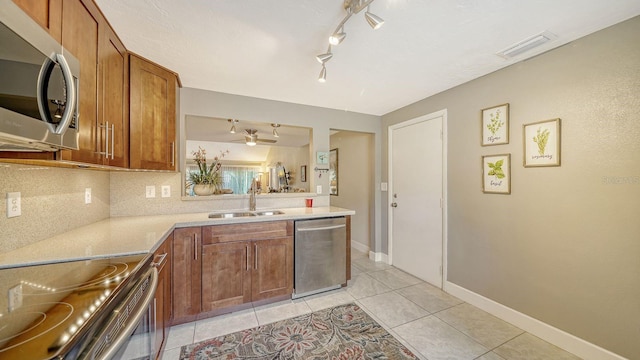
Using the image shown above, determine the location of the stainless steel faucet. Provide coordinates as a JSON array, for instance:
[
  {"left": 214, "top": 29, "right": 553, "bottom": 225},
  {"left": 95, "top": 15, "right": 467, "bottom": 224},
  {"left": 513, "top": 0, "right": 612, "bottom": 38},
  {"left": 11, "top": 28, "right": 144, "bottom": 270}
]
[{"left": 249, "top": 179, "right": 257, "bottom": 211}]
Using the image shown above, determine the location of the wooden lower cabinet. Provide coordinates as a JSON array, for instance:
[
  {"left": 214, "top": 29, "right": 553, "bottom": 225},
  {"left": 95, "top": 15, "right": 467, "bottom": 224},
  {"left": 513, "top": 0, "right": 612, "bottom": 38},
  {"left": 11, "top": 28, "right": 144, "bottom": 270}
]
[
  {"left": 201, "top": 237, "right": 293, "bottom": 313},
  {"left": 153, "top": 233, "right": 172, "bottom": 360},
  {"left": 172, "top": 222, "right": 293, "bottom": 325}
]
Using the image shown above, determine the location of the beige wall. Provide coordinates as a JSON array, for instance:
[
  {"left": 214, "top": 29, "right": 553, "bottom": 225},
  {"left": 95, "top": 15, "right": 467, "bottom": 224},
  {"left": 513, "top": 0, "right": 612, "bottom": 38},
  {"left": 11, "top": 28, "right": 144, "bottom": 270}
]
[
  {"left": 330, "top": 131, "right": 375, "bottom": 251},
  {"left": 382, "top": 17, "right": 640, "bottom": 359},
  {"left": 265, "top": 145, "right": 309, "bottom": 192},
  {"left": 0, "top": 164, "right": 110, "bottom": 253}
]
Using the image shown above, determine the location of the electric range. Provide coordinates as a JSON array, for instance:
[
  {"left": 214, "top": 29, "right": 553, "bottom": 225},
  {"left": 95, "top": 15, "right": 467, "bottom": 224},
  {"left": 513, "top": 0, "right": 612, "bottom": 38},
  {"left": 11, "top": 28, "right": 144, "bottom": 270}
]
[{"left": 0, "top": 253, "right": 150, "bottom": 360}]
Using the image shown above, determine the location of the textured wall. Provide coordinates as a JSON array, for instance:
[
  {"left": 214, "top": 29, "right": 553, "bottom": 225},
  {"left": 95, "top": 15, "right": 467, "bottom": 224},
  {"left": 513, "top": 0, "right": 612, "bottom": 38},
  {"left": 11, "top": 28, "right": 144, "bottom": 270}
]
[
  {"left": 330, "top": 131, "right": 375, "bottom": 251},
  {"left": 382, "top": 17, "right": 640, "bottom": 358},
  {"left": 0, "top": 163, "right": 110, "bottom": 253}
]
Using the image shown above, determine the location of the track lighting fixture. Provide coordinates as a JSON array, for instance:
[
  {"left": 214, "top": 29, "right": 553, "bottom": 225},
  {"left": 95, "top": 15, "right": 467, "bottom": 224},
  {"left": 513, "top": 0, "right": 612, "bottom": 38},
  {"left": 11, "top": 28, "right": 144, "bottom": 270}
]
[
  {"left": 316, "top": 46, "right": 333, "bottom": 64},
  {"left": 364, "top": 7, "right": 384, "bottom": 30},
  {"left": 318, "top": 65, "right": 327, "bottom": 83},
  {"left": 316, "top": 0, "right": 385, "bottom": 82},
  {"left": 228, "top": 119, "right": 238, "bottom": 134},
  {"left": 271, "top": 124, "right": 280, "bottom": 138}
]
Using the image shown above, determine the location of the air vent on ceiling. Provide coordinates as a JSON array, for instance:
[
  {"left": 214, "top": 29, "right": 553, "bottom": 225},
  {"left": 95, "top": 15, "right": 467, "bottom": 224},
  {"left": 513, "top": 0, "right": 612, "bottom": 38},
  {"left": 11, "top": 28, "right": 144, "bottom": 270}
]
[{"left": 497, "top": 31, "right": 557, "bottom": 59}]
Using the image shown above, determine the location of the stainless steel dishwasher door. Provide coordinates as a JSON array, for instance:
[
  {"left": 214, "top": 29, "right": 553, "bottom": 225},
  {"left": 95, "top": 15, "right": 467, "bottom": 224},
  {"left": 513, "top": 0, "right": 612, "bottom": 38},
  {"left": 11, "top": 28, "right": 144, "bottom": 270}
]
[{"left": 294, "top": 217, "right": 347, "bottom": 298}]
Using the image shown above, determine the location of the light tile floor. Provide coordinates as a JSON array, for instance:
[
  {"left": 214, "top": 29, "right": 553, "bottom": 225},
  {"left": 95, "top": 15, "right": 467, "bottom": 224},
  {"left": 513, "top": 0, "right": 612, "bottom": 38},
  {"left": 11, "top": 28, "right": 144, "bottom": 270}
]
[{"left": 161, "top": 250, "right": 581, "bottom": 360}]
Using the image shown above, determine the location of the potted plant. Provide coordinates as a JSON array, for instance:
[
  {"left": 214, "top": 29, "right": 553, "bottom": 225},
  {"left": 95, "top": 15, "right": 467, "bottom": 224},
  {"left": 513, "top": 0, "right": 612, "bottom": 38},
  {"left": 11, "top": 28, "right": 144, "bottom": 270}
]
[{"left": 187, "top": 147, "right": 228, "bottom": 196}]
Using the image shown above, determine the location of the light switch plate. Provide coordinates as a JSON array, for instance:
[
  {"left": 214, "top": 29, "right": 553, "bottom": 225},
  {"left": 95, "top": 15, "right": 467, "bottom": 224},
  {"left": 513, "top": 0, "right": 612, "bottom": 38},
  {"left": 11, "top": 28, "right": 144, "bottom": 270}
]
[
  {"left": 6, "top": 192, "right": 21, "bottom": 218},
  {"left": 8, "top": 284, "right": 22, "bottom": 312},
  {"left": 146, "top": 186, "right": 156, "bottom": 198},
  {"left": 161, "top": 185, "right": 171, "bottom": 198},
  {"left": 316, "top": 185, "right": 322, "bottom": 194}
]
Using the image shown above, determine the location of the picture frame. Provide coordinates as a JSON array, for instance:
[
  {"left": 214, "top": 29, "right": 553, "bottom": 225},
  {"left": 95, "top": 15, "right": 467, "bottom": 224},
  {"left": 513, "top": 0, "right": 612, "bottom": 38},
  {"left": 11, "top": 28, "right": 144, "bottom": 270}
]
[
  {"left": 300, "top": 165, "right": 307, "bottom": 182},
  {"left": 316, "top": 151, "right": 329, "bottom": 165},
  {"left": 482, "top": 154, "right": 511, "bottom": 194},
  {"left": 523, "top": 118, "right": 561, "bottom": 167},
  {"left": 481, "top": 103, "right": 509, "bottom": 146},
  {"left": 329, "top": 148, "right": 338, "bottom": 196}
]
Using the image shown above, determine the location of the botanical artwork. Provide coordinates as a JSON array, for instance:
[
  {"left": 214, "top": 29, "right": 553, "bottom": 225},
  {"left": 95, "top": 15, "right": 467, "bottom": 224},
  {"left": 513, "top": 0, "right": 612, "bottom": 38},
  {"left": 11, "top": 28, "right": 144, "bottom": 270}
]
[
  {"left": 300, "top": 165, "right": 307, "bottom": 182},
  {"left": 523, "top": 118, "right": 561, "bottom": 167},
  {"left": 481, "top": 103, "right": 509, "bottom": 146},
  {"left": 482, "top": 154, "right": 511, "bottom": 194}
]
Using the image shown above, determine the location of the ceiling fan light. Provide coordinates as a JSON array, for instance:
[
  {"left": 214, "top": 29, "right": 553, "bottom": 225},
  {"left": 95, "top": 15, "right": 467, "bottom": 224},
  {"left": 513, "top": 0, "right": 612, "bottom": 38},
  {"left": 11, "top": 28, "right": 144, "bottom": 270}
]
[
  {"left": 318, "top": 65, "right": 327, "bottom": 83},
  {"left": 246, "top": 134, "right": 257, "bottom": 146},
  {"left": 365, "top": 11, "right": 384, "bottom": 30},
  {"left": 329, "top": 31, "right": 346, "bottom": 45}
]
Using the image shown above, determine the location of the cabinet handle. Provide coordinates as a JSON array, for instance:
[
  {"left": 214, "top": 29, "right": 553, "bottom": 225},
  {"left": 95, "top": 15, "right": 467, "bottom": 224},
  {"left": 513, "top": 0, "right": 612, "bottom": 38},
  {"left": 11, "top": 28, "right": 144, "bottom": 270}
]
[
  {"left": 99, "top": 122, "right": 109, "bottom": 158},
  {"left": 246, "top": 245, "right": 249, "bottom": 271},
  {"left": 193, "top": 234, "right": 198, "bottom": 261},
  {"left": 254, "top": 244, "right": 258, "bottom": 270},
  {"left": 170, "top": 142, "right": 175, "bottom": 167},
  {"left": 110, "top": 123, "right": 115, "bottom": 160}
]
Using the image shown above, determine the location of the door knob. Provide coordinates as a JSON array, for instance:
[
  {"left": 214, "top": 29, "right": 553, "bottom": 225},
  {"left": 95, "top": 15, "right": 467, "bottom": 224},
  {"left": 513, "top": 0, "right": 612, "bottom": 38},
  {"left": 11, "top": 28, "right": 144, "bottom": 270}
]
[{"left": 391, "top": 202, "right": 398, "bottom": 208}]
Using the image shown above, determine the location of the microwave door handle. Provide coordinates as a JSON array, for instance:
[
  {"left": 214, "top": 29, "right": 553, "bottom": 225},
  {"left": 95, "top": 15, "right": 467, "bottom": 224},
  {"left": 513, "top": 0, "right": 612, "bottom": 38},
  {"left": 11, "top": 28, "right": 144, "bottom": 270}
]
[
  {"left": 52, "top": 53, "right": 76, "bottom": 135},
  {"left": 36, "top": 57, "right": 56, "bottom": 133}
]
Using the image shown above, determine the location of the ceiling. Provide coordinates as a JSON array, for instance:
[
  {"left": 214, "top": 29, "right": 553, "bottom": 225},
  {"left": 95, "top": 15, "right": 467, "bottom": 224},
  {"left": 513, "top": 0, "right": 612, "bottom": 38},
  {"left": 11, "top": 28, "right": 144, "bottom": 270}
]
[{"left": 95, "top": 0, "right": 640, "bottom": 116}]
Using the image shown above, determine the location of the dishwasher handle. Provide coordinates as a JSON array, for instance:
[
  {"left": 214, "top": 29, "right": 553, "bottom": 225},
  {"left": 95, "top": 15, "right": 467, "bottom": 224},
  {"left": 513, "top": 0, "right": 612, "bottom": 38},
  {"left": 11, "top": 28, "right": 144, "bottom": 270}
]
[{"left": 296, "top": 224, "right": 346, "bottom": 232}]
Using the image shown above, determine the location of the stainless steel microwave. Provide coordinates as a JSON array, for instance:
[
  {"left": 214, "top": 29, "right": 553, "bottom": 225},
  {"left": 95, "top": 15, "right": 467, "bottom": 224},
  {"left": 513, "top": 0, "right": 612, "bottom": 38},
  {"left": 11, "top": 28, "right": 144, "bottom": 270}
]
[{"left": 0, "top": 0, "right": 79, "bottom": 152}]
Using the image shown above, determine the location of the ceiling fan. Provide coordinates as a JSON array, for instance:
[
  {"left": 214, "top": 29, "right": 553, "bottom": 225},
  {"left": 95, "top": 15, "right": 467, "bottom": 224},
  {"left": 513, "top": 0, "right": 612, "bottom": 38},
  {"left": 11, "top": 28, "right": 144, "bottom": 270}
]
[{"left": 234, "top": 129, "right": 277, "bottom": 146}]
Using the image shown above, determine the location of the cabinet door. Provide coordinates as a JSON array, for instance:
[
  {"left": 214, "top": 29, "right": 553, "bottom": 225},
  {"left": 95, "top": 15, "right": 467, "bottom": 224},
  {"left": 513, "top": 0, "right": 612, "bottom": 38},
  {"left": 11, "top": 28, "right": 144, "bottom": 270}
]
[
  {"left": 172, "top": 228, "right": 201, "bottom": 324},
  {"left": 129, "top": 54, "right": 177, "bottom": 170},
  {"left": 12, "top": 0, "right": 62, "bottom": 42},
  {"left": 98, "top": 24, "right": 128, "bottom": 167},
  {"left": 59, "top": 0, "right": 100, "bottom": 164},
  {"left": 252, "top": 237, "right": 293, "bottom": 302},
  {"left": 201, "top": 242, "right": 251, "bottom": 312},
  {"left": 153, "top": 233, "right": 172, "bottom": 359}
]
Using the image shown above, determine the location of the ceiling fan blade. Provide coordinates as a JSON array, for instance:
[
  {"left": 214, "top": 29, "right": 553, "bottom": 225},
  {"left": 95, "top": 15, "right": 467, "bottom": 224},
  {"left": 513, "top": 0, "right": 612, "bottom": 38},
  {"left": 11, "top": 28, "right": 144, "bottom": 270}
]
[{"left": 256, "top": 138, "right": 277, "bottom": 143}]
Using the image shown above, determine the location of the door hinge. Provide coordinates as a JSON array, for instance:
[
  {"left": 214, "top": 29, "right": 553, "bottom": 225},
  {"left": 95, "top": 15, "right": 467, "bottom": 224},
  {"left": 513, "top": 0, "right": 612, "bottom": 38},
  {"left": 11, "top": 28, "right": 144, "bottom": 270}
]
[
  {"left": 440, "top": 198, "right": 443, "bottom": 208},
  {"left": 439, "top": 265, "right": 443, "bottom": 275},
  {"left": 440, "top": 130, "right": 443, "bottom": 140}
]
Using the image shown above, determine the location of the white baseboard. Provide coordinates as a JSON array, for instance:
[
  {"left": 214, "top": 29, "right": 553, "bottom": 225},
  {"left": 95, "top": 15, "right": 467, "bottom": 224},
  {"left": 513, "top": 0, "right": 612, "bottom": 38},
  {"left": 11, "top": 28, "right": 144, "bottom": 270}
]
[
  {"left": 444, "top": 281, "right": 627, "bottom": 360},
  {"left": 351, "top": 240, "right": 369, "bottom": 254},
  {"left": 368, "top": 251, "right": 389, "bottom": 264}
]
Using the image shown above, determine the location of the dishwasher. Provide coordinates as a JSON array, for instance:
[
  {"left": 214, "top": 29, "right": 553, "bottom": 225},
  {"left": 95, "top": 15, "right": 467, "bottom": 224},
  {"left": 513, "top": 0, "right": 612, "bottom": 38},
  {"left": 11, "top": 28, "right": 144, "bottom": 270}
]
[{"left": 293, "top": 217, "right": 347, "bottom": 298}]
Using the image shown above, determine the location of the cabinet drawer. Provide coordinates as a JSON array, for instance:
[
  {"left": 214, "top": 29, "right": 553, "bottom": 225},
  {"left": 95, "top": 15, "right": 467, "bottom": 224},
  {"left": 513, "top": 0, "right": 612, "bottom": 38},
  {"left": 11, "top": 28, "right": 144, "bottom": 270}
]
[{"left": 202, "top": 221, "right": 292, "bottom": 245}]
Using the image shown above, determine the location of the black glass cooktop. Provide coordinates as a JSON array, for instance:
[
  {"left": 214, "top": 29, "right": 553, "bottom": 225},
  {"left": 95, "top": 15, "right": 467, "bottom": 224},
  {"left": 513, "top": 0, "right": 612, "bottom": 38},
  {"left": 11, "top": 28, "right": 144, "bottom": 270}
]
[{"left": 0, "top": 254, "right": 147, "bottom": 360}]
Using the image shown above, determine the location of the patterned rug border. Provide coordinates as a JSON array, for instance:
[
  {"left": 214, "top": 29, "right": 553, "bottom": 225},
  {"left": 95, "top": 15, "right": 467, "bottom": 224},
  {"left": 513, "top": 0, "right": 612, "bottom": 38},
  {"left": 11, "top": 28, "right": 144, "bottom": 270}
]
[{"left": 180, "top": 302, "right": 418, "bottom": 359}]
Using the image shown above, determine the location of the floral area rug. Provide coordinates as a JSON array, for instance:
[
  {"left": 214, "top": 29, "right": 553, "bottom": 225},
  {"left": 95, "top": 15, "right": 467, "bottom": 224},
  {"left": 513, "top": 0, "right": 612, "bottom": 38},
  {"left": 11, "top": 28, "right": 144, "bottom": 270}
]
[{"left": 180, "top": 303, "right": 418, "bottom": 359}]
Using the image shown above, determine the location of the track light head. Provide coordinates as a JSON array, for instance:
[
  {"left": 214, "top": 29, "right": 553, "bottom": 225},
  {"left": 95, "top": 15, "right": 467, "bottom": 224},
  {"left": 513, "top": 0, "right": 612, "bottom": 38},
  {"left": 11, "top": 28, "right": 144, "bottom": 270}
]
[
  {"left": 271, "top": 124, "right": 280, "bottom": 138},
  {"left": 318, "top": 65, "right": 327, "bottom": 83},
  {"left": 365, "top": 10, "right": 384, "bottom": 30},
  {"left": 316, "top": 52, "right": 333, "bottom": 64},
  {"left": 228, "top": 119, "right": 238, "bottom": 133},
  {"left": 329, "top": 31, "right": 346, "bottom": 45}
]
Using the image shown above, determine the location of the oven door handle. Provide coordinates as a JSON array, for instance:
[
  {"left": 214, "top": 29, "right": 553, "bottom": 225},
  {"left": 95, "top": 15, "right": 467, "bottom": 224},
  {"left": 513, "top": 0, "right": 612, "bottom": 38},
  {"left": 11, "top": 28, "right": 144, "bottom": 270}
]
[{"left": 92, "top": 266, "right": 158, "bottom": 360}]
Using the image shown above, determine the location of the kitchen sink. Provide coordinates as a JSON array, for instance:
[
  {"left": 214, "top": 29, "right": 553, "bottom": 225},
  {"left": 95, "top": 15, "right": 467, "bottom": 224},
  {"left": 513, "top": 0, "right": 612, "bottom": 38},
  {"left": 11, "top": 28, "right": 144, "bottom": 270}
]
[
  {"left": 208, "top": 210, "right": 285, "bottom": 218},
  {"left": 208, "top": 212, "right": 256, "bottom": 218},
  {"left": 254, "top": 210, "right": 285, "bottom": 216}
]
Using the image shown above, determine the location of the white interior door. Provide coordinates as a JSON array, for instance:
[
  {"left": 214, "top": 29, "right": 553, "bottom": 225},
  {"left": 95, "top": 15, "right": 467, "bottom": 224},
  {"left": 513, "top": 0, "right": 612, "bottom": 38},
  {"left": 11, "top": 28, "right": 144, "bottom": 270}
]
[{"left": 390, "top": 112, "right": 444, "bottom": 287}]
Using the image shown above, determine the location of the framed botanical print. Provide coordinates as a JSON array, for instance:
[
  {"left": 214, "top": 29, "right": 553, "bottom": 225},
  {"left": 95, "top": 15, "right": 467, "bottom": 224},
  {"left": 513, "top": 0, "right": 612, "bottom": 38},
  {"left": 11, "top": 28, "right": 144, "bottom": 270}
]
[
  {"left": 482, "top": 153, "right": 511, "bottom": 194},
  {"left": 481, "top": 103, "right": 509, "bottom": 146},
  {"left": 523, "top": 118, "right": 561, "bottom": 167}
]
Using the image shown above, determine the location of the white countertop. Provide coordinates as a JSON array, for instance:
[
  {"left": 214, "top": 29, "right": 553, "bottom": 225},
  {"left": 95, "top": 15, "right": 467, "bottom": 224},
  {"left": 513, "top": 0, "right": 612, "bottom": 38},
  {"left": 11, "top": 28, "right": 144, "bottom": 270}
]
[{"left": 0, "top": 207, "right": 354, "bottom": 269}]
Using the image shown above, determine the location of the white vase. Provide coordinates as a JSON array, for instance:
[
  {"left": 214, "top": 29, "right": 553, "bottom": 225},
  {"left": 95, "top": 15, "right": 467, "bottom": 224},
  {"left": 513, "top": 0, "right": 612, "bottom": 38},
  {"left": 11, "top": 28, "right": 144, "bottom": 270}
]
[{"left": 193, "top": 184, "right": 215, "bottom": 196}]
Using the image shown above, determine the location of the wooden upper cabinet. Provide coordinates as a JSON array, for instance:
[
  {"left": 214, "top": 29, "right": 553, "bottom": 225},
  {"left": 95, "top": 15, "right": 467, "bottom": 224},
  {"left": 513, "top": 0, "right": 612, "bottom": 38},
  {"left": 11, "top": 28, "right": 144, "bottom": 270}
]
[
  {"left": 58, "top": 0, "right": 100, "bottom": 164},
  {"left": 98, "top": 24, "right": 129, "bottom": 167},
  {"left": 12, "top": 0, "right": 62, "bottom": 42},
  {"left": 129, "top": 54, "right": 178, "bottom": 171}
]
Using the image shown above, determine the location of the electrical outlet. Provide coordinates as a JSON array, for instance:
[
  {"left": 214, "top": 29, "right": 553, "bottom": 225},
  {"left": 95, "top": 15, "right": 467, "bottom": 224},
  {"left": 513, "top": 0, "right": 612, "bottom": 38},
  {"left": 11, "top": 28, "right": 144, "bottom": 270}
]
[
  {"left": 6, "top": 192, "right": 21, "bottom": 218},
  {"left": 145, "top": 186, "right": 156, "bottom": 198},
  {"left": 8, "top": 284, "right": 23, "bottom": 312},
  {"left": 316, "top": 185, "right": 322, "bottom": 194},
  {"left": 84, "top": 188, "right": 92, "bottom": 204},
  {"left": 161, "top": 185, "right": 171, "bottom": 198}
]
